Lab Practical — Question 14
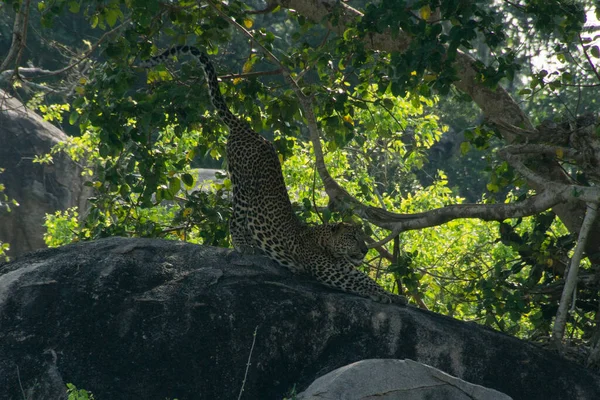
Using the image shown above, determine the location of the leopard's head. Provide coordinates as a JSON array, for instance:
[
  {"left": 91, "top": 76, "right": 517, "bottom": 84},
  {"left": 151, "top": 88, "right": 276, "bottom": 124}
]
[{"left": 321, "top": 223, "right": 368, "bottom": 266}]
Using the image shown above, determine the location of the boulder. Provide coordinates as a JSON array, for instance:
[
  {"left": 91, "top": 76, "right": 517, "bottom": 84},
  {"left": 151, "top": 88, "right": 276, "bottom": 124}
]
[
  {"left": 297, "top": 359, "right": 512, "bottom": 400},
  {"left": 0, "top": 90, "right": 90, "bottom": 258},
  {"left": 0, "top": 237, "right": 599, "bottom": 400}
]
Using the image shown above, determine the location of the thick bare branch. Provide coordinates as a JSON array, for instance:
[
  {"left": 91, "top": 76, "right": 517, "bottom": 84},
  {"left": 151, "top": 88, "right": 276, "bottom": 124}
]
[
  {"left": 553, "top": 203, "right": 598, "bottom": 348},
  {"left": 0, "top": 67, "right": 55, "bottom": 89},
  {"left": 367, "top": 187, "right": 589, "bottom": 232},
  {"left": 0, "top": 0, "right": 31, "bottom": 72},
  {"left": 503, "top": 144, "right": 583, "bottom": 164}
]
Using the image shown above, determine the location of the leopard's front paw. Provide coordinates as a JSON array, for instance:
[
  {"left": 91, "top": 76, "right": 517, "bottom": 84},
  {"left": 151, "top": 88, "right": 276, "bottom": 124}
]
[
  {"left": 369, "top": 293, "right": 392, "bottom": 304},
  {"left": 369, "top": 293, "right": 407, "bottom": 305},
  {"left": 391, "top": 294, "right": 408, "bottom": 305}
]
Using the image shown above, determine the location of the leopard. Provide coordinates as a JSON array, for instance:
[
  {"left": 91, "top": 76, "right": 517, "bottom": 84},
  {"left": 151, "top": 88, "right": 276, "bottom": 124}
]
[{"left": 141, "top": 45, "right": 406, "bottom": 304}]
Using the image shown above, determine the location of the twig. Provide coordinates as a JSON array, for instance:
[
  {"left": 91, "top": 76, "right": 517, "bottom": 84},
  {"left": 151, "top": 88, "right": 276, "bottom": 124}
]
[
  {"left": 552, "top": 203, "right": 598, "bottom": 349},
  {"left": 246, "top": 3, "right": 278, "bottom": 15},
  {"left": 491, "top": 119, "right": 537, "bottom": 137},
  {"left": 219, "top": 69, "right": 283, "bottom": 80},
  {"left": 16, "top": 365, "right": 26, "bottom": 400},
  {"left": 237, "top": 325, "right": 258, "bottom": 400},
  {"left": 579, "top": 34, "right": 600, "bottom": 83},
  {"left": 366, "top": 234, "right": 428, "bottom": 309},
  {"left": 311, "top": 160, "right": 324, "bottom": 223},
  {"left": 296, "top": 29, "right": 330, "bottom": 81},
  {"left": 366, "top": 227, "right": 402, "bottom": 248},
  {"left": 503, "top": 0, "right": 526, "bottom": 11},
  {"left": 158, "top": 225, "right": 189, "bottom": 234}
]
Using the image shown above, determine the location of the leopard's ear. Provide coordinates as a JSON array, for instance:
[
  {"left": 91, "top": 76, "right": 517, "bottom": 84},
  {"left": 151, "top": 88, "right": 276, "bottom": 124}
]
[
  {"left": 313, "top": 225, "right": 329, "bottom": 248},
  {"left": 330, "top": 222, "right": 349, "bottom": 235}
]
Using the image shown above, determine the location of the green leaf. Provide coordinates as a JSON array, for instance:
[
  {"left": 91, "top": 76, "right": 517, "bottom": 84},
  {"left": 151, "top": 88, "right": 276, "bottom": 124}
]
[
  {"left": 168, "top": 177, "right": 181, "bottom": 195},
  {"left": 182, "top": 173, "right": 194, "bottom": 187},
  {"left": 69, "top": 111, "right": 79, "bottom": 125},
  {"left": 91, "top": 14, "right": 99, "bottom": 29},
  {"left": 68, "top": 1, "right": 80, "bottom": 13},
  {"left": 99, "top": 144, "right": 109, "bottom": 158},
  {"left": 105, "top": 8, "right": 119, "bottom": 28},
  {"left": 486, "top": 183, "right": 499, "bottom": 192},
  {"left": 343, "top": 28, "right": 357, "bottom": 41},
  {"left": 119, "top": 184, "right": 130, "bottom": 197},
  {"left": 460, "top": 141, "right": 470, "bottom": 155}
]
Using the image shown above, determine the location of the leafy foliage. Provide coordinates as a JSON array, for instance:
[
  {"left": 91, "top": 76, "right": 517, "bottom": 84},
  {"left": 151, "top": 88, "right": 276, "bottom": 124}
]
[
  {"left": 0, "top": 168, "right": 18, "bottom": 262},
  {"left": 4, "top": 0, "right": 600, "bottom": 355},
  {"left": 66, "top": 383, "right": 95, "bottom": 400},
  {"left": 44, "top": 207, "right": 81, "bottom": 247}
]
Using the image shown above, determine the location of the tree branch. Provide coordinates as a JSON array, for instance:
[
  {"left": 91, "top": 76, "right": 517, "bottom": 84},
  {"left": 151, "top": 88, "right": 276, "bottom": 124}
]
[
  {"left": 219, "top": 69, "right": 283, "bottom": 81},
  {"left": 245, "top": 2, "right": 279, "bottom": 15},
  {"left": 579, "top": 34, "right": 600, "bottom": 83},
  {"left": 552, "top": 203, "right": 598, "bottom": 349},
  {"left": 503, "top": 144, "right": 583, "bottom": 164},
  {"left": 0, "top": 0, "right": 31, "bottom": 72}
]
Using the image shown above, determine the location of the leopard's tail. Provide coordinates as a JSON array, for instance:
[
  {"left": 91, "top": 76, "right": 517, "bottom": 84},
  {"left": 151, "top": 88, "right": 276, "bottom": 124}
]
[{"left": 140, "top": 45, "right": 236, "bottom": 125}]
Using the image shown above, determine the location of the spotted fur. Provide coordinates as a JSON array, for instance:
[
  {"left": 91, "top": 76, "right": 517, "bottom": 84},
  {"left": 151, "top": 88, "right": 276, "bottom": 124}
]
[{"left": 142, "top": 45, "right": 406, "bottom": 304}]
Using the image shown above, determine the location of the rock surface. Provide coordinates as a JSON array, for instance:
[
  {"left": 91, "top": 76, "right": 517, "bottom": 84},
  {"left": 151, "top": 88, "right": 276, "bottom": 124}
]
[
  {"left": 1, "top": 237, "right": 599, "bottom": 400},
  {"left": 0, "top": 90, "right": 90, "bottom": 258},
  {"left": 297, "top": 359, "right": 512, "bottom": 400}
]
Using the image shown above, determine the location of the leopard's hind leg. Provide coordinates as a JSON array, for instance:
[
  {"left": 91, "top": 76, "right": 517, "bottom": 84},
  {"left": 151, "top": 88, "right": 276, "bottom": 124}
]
[{"left": 229, "top": 198, "right": 260, "bottom": 255}]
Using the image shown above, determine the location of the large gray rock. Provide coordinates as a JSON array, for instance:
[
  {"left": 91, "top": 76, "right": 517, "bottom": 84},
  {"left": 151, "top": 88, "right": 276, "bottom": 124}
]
[
  {"left": 0, "top": 90, "right": 90, "bottom": 258},
  {"left": 298, "top": 359, "right": 512, "bottom": 400},
  {"left": 1, "top": 237, "right": 599, "bottom": 400}
]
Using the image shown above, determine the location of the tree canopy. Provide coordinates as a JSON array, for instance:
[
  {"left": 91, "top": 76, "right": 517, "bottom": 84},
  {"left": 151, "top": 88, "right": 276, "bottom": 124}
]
[{"left": 1, "top": 0, "right": 600, "bottom": 367}]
